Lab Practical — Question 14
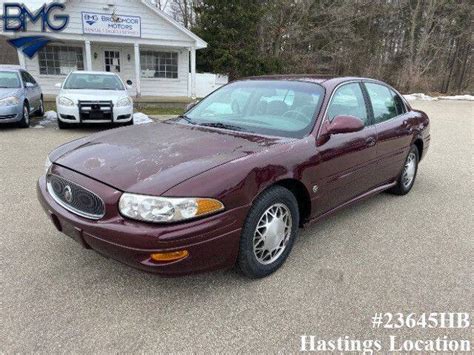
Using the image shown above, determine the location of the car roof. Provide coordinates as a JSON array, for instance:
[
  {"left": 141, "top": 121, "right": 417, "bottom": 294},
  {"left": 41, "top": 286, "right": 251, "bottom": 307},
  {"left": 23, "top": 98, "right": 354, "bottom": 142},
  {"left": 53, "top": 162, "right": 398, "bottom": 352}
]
[
  {"left": 0, "top": 65, "right": 22, "bottom": 72},
  {"left": 241, "top": 74, "right": 386, "bottom": 86},
  {"left": 70, "top": 71, "right": 118, "bottom": 75}
]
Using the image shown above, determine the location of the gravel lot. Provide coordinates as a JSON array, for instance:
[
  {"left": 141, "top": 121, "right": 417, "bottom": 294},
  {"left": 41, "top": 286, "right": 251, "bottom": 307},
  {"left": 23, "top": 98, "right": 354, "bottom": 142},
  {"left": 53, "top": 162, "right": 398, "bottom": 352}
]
[{"left": 1, "top": 100, "right": 472, "bottom": 353}]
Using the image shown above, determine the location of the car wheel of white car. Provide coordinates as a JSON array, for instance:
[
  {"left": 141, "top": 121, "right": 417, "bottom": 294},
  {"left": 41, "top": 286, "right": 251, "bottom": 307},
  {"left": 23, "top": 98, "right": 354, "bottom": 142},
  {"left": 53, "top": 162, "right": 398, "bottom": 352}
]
[
  {"left": 57, "top": 118, "right": 70, "bottom": 130},
  {"left": 18, "top": 103, "right": 30, "bottom": 128}
]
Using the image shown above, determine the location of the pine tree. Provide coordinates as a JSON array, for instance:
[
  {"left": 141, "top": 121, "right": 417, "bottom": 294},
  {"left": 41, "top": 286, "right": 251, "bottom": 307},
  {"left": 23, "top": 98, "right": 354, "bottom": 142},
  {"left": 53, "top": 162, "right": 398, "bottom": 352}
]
[{"left": 193, "top": 0, "right": 280, "bottom": 80}]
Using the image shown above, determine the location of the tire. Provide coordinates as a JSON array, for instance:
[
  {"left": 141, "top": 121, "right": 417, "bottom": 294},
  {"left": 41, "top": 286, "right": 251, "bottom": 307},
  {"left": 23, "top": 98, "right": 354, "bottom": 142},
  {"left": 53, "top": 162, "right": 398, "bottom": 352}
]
[
  {"left": 36, "top": 97, "right": 45, "bottom": 117},
  {"left": 389, "top": 145, "right": 419, "bottom": 195},
  {"left": 18, "top": 103, "right": 30, "bottom": 128},
  {"left": 121, "top": 118, "right": 134, "bottom": 127},
  {"left": 57, "top": 118, "right": 70, "bottom": 129},
  {"left": 238, "top": 186, "right": 300, "bottom": 278}
]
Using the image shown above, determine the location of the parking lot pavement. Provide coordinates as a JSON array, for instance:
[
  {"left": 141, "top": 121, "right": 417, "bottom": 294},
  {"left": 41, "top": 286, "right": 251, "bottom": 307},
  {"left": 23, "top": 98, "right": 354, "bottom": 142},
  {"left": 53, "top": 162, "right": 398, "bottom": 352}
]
[{"left": 1, "top": 101, "right": 472, "bottom": 352}]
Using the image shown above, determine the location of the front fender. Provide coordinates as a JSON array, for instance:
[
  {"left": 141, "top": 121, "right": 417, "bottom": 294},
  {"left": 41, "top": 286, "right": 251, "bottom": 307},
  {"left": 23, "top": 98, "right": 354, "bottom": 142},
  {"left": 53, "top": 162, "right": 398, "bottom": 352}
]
[{"left": 163, "top": 136, "right": 317, "bottom": 211}]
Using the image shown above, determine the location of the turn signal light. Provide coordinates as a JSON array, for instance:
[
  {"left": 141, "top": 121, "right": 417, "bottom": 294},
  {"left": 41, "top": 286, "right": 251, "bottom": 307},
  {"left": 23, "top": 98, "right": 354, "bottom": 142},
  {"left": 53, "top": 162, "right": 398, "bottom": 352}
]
[
  {"left": 196, "top": 198, "right": 224, "bottom": 216},
  {"left": 150, "top": 250, "right": 189, "bottom": 262}
]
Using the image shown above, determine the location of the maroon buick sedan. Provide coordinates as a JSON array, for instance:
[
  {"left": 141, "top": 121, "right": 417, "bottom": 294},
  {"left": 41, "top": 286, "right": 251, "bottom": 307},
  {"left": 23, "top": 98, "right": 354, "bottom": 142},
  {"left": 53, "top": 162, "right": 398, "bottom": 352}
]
[{"left": 37, "top": 76, "right": 430, "bottom": 278}]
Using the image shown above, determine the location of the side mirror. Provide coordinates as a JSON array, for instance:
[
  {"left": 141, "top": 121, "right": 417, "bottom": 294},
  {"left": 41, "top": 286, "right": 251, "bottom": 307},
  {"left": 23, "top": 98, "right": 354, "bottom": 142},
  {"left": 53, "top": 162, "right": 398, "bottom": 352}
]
[
  {"left": 54, "top": 82, "right": 62, "bottom": 88},
  {"left": 25, "top": 82, "right": 35, "bottom": 88},
  {"left": 185, "top": 100, "right": 199, "bottom": 112},
  {"left": 327, "top": 115, "right": 364, "bottom": 135},
  {"left": 317, "top": 115, "right": 364, "bottom": 146},
  {"left": 126, "top": 79, "right": 133, "bottom": 85}
]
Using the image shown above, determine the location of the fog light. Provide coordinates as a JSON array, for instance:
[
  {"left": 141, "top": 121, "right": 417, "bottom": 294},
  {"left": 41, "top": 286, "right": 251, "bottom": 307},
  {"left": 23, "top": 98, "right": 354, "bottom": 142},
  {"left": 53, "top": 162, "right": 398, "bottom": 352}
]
[{"left": 150, "top": 250, "right": 189, "bottom": 262}]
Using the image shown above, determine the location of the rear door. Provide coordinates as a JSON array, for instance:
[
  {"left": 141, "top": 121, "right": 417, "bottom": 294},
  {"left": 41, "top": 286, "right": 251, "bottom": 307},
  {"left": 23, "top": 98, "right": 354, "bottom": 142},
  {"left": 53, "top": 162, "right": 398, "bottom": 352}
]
[
  {"left": 363, "top": 82, "right": 415, "bottom": 185},
  {"left": 313, "top": 82, "right": 378, "bottom": 216}
]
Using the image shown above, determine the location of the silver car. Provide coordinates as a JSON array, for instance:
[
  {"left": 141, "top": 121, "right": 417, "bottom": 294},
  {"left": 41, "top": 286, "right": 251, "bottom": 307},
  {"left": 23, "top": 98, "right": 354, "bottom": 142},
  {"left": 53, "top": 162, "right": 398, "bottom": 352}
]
[{"left": 0, "top": 66, "right": 44, "bottom": 128}]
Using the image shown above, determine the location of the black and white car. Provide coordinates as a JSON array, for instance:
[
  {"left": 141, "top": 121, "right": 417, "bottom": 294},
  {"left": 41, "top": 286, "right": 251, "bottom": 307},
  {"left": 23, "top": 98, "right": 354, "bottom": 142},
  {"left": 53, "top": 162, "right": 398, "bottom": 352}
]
[{"left": 56, "top": 71, "right": 134, "bottom": 129}]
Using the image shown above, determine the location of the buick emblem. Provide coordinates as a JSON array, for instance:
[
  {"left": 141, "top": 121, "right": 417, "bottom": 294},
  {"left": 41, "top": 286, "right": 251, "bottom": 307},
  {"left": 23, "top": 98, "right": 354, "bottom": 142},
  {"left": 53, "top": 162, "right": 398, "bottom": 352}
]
[{"left": 64, "top": 185, "right": 73, "bottom": 203}]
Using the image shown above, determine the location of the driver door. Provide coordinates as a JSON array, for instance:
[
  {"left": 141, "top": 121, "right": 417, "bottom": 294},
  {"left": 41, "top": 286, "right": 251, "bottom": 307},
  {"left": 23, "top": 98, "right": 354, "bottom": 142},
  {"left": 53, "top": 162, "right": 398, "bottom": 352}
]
[{"left": 313, "top": 82, "right": 378, "bottom": 216}]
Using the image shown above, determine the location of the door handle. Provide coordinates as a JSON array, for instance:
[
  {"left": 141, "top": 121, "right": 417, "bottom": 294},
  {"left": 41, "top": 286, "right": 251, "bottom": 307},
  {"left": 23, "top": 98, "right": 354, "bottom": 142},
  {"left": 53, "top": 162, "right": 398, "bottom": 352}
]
[{"left": 366, "top": 137, "right": 376, "bottom": 147}]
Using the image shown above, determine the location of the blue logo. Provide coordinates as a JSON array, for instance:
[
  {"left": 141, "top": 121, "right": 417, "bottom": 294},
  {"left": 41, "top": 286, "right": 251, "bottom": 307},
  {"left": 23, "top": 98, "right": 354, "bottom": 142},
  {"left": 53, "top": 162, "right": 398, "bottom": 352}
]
[
  {"left": 1, "top": 2, "right": 70, "bottom": 58},
  {"left": 84, "top": 14, "right": 98, "bottom": 26}
]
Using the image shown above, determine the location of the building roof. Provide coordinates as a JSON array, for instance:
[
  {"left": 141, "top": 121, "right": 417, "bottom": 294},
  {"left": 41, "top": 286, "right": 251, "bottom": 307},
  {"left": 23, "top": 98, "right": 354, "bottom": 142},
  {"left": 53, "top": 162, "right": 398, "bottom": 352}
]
[{"left": 141, "top": 0, "right": 207, "bottom": 49}]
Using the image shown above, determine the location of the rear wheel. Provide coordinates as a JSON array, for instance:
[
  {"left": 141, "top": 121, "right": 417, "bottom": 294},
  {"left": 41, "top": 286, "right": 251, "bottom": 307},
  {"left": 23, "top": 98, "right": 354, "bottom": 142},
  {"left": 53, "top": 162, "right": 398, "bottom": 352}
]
[
  {"left": 389, "top": 145, "right": 419, "bottom": 195},
  {"left": 18, "top": 103, "right": 30, "bottom": 128},
  {"left": 238, "top": 186, "right": 299, "bottom": 278},
  {"left": 36, "top": 97, "right": 45, "bottom": 117}
]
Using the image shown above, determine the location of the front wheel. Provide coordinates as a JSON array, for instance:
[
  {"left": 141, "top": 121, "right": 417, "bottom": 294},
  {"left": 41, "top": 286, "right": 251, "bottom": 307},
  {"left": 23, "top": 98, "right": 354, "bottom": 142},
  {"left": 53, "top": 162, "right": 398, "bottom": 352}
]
[
  {"left": 57, "top": 118, "right": 71, "bottom": 129},
  {"left": 18, "top": 103, "right": 30, "bottom": 128},
  {"left": 389, "top": 145, "right": 419, "bottom": 195},
  {"left": 238, "top": 186, "right": 299, "bottom": 278}
]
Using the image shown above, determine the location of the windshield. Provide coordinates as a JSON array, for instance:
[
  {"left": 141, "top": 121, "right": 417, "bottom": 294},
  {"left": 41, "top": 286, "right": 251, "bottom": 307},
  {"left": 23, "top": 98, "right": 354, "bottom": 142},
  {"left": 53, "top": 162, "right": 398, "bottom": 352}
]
[
  {"left": 184, "top": 80, "right": 324, "bottom": 138},
  {"left": 0, "top": 71, "right": 21, "bottom": 89},
  {"left": 63, "top": 73, "right": 125, "bottom": 90}
]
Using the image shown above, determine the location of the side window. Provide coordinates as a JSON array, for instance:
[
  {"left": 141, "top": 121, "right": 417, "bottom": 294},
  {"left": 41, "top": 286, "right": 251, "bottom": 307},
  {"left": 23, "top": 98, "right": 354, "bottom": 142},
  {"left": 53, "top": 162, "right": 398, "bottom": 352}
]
[
  {"left": 20, "top": 71, "right": 36, "bottom": 86},
  {"left": 20, "top": 71, "right": 29, "bottom": 86},
  {"left": 365, "top": 83, "right": 399, "bottom": 123},
  {"left": 327, "top": 83, "right": 368, "bottom": 125},
  {"left": 391, "top": 89, "right": 406, "bottom": 116},
  {"left": 26, "top": 72, "right": 37, "bottom": 85}
]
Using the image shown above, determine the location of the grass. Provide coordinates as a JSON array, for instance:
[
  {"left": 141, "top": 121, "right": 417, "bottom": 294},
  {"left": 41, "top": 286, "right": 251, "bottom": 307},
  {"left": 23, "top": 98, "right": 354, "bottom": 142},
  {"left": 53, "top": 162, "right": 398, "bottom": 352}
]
[
  {"left": 136, "top": 107, "right": 184, "bottom": 116},
  {"left": 43, "top": 102, "right": 184, "bottom": 116}
]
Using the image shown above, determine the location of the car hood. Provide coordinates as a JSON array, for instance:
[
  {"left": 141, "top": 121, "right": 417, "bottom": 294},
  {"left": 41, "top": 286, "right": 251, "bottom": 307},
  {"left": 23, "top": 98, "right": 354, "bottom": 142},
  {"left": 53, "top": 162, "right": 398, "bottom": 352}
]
[
  {"left": 0, "top": 88, "right": 21, "bottom": 99},
  {"left": 59, "top": 89, "right": 128, "bottom": 102},
  {"left": 51, "top": 121, "right": 289, "bottom": 195}
]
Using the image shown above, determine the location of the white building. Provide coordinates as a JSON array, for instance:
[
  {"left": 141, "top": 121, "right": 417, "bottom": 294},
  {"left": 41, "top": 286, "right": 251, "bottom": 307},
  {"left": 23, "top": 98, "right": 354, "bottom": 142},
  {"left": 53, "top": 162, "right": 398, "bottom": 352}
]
[{"left": 2, "top": 0, "right": 207, "bottom": 99}]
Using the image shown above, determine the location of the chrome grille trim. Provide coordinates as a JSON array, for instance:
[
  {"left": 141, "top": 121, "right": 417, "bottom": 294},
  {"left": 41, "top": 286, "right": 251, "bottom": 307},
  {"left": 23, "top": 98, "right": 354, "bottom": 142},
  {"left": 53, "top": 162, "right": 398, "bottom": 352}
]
[{"left": 46, "top": 174, "right": 105, "bottom": 220}]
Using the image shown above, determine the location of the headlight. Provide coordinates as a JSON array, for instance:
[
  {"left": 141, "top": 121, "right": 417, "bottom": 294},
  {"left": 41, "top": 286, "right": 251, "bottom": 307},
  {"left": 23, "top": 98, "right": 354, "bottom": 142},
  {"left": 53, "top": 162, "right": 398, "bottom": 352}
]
[
  {"left": 116, "top": 97, "right": 132, "bottom": 107},
  {"left": 119, "top": 193, "right": 224, "bottom": 223},
  {"left": 0, "top": 96, "right": 20, "bottom": 106},
  {"left": 44, "top": 156, "right": 52, "bottom": 174},
  {"left": 58, "top": 96, "right": 74, "bottom": 106}
]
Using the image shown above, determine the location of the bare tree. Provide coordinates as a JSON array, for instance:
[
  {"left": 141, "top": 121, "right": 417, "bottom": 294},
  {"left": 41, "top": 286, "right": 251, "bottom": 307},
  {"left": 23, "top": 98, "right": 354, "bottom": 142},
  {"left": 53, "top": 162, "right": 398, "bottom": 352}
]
[{"left": 169, "top": 0, "right": 199, "bottom": 29}]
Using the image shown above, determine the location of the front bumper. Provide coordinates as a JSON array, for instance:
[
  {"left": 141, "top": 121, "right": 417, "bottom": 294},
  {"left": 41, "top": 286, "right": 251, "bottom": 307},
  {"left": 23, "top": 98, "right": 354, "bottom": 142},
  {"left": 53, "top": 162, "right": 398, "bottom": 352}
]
[
  {"left": 57, "top": 104, "right": 133, "bottom": 124},
  {"left": 36, "top": 166, "right": 247, "bottom": 276},
  {"left": 0, "top": 104, "right": 22, "bottom": 123}
]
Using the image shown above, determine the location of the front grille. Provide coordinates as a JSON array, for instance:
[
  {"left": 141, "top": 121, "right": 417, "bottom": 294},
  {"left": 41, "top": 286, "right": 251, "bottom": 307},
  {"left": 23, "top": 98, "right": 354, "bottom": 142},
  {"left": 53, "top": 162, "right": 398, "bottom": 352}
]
[
  {"left": 78, "top": 100, "right": 114, "bottom": 122},
  {"left": 47, "top": 174, "right": 105, "bottom": 220}
]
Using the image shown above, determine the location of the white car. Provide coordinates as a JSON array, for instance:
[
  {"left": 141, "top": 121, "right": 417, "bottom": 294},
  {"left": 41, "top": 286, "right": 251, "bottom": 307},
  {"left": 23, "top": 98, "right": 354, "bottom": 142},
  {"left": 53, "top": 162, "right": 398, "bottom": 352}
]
[{"left": 56, "top": 71, "right": 133, "bottom": 129}]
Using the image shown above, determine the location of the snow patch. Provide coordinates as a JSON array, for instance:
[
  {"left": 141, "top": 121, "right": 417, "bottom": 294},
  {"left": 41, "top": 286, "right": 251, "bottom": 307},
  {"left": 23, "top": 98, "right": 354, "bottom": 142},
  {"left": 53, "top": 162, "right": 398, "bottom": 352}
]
[
  {"left": 438, "top": 95, "right": 474, "bottom": 101},
  {"left": 403, "top": 93, "right": 437, "bottom": 101},
  {"left": 404, "top": 93, "right": 474, "bottom": 101},
  {"left": 33, "top": 111, "right": 58, "bottom": 128},
  {"left": 133, "top": 112, "right": 153, "bottom": 125}
]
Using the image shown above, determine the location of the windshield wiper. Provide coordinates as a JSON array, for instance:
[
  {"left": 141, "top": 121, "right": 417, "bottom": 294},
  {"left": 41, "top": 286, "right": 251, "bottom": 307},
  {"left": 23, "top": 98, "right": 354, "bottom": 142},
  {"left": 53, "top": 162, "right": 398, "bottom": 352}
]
[
  {"left": 177, "top": 114, "right": 196, "bottom": 125},
  {"left": 198, "top": 122, "right": 247, "bottom": 131}
]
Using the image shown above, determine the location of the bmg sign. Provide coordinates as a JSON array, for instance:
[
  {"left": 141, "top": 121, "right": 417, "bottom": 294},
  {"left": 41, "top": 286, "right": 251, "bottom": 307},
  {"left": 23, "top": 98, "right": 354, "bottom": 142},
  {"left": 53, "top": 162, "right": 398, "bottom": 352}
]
[
  {"left": 2, "top": 2, "right": 69, "bottom": 32},
  {"left": 2, "top": 3, "right": 70, "bottom": 58}
]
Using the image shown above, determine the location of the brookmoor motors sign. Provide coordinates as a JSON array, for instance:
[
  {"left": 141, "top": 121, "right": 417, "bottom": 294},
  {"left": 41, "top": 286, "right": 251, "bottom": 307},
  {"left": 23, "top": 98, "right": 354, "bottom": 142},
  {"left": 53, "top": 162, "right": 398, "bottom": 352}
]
[{"left": 82, "top": 12, "right": 141, "bottom": 38}]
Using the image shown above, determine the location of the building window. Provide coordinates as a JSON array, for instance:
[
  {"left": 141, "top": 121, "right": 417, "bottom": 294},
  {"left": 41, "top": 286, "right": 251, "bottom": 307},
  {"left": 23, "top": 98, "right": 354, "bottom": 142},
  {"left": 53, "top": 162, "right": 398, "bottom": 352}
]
[
  {"left": 38, "top": 45, "right": 84, "bottom": 75},
  {"left": 140, "top": 51, "right": 178, "bottom": 79}
]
